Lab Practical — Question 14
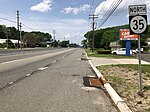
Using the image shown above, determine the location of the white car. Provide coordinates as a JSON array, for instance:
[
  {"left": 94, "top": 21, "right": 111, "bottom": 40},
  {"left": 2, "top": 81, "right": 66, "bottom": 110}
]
[{"left": 111, "top": 48, "right": 137, "bottom": 55}]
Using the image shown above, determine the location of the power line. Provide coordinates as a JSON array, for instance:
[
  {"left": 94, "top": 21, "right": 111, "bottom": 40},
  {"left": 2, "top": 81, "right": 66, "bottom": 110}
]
[
  {"left": 97, "top": 0, "right": 108, "bottom": 16},
  {"left": 21, "top": 23, "right": 35, "bottom": 30},
  {"left": 20, "top": 14, "right": 44, "bottom": 28},
  {"left": 0, "top": 17, "right": 16, "bottom": 23},
  {"left": 97, "top": 0, "right": 122, "bottom": 28},
  {"left": 89, "top": 0, "right": 95, "bottom": 14}
]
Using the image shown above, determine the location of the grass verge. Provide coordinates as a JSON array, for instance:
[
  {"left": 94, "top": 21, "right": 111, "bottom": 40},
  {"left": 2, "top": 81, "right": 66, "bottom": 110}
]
[
  {"left": 97, "top": 64, "right": 150, "bottom": 112},
  {"left": 85, "top": 49, "right": 136, "bottom": 58}
]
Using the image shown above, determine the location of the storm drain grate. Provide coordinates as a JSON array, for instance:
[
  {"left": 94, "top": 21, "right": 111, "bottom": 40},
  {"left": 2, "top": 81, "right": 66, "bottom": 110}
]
[{"left": 83, "top": 76, "right": 103, "bottom": 88}]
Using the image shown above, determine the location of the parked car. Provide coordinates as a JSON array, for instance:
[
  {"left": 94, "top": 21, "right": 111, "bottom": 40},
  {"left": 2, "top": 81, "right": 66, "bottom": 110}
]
[
  {"left": 135, "top": 48, "right": 144, "bottom": 53},
  {"left": 111, "top": 48, "right": 137, "bottom": 55}
]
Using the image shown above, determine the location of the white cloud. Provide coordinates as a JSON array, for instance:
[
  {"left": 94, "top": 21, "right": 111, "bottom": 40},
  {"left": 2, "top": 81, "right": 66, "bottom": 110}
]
[
  {"left": 61, "top": 19, "right": 88, "bottom": 26},
  {"left": 31, "top": 0, "right": 52, "bottom": 13},
  {"left": 64, "top": 32, "right": 85, "bottom": 44},
  {"left": 95, "top": 0, "right": 150, "bottom": 19},
  {"left": 20, "top": 18, "right": 88, "bottom": 44},
  {"left": 61, "top": 4, "right": 90, "bottom": 14}
]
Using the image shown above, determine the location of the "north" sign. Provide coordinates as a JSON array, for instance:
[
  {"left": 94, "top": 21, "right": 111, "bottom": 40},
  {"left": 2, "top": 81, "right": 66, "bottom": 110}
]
[{"left": 129, "top": 5, "right": 147, "bottom": 15}]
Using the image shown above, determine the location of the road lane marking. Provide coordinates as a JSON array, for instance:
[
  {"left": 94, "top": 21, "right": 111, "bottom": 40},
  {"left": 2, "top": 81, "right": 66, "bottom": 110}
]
[
  {"left": 38, "top": 67, "right": 48, "bottom": 71},
  {"left": 0, "top": 49, "right": 75, "bottom": 71},
  {"left": 52, "top": 60, "right": 56, "bottom": 63},
  {"left": 26, "top": 74, "right": 31, "bottom": 77},
  {"left": 8, "top": 82, "right": 13, "bottom": 85}
]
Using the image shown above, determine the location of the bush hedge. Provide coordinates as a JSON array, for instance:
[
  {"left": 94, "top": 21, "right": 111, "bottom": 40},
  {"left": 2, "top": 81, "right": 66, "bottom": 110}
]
[{"left": 97, "top": 49, "right": 111, "bottom": 54}]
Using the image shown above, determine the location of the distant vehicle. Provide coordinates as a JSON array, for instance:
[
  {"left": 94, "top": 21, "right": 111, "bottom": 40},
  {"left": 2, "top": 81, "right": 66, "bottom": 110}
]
[
  {"left": 111, "top": 48, "right": 137, "bottom": 55},
  {"left": 135, "top": 48, "right": 144, "bottom": 53}
]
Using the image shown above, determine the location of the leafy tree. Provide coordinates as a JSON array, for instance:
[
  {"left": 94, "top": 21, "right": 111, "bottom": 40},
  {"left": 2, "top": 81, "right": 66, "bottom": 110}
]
[
  {"left": 81, "top": 39, "right": 88, "bottom": 48},
  {"left": 84, "top": 24, "right": 150, "bottom": 50},
  {"left": 60, "top": 40, "right": 69, "bottom": 47},
  {"left": 0, "top": 24, "right": 52, "bottom": 48},
  {"left": 23, "top": 33, "right": 36, "bottom": 47},
  {"left": 0, "top": 25, "right": 6, "bottom": 39}
]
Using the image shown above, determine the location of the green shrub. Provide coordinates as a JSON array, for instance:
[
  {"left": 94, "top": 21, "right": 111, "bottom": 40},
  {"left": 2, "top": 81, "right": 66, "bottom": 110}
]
[
  {"left": 0, "top": 43, "right": 6, "bottom": 48},
  {"left": 97, "top": 49, "right": 111, "bottom": 54}
]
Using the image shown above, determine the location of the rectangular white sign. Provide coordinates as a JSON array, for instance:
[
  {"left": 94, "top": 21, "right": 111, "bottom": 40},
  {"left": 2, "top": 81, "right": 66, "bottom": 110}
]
[{"left": 129, "top": 5, "right": 147, "bottom": 15}]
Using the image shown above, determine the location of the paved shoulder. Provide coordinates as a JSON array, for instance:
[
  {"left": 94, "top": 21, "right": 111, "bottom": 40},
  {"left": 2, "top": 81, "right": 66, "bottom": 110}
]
[
  {"left": 0, "top": 49, "right": 118, "bottom": 112},
  {"left": 90, "top": 57, "right": 150, "bottom": 66}
]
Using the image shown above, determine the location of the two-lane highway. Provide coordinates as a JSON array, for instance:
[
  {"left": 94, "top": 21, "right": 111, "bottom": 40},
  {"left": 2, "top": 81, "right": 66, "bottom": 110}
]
[
  {"left": 0, "top": 48, "right": 118, "bottom": 112},
  {"left": 0, "top": 48, "right": 75, "bottom": 88}
]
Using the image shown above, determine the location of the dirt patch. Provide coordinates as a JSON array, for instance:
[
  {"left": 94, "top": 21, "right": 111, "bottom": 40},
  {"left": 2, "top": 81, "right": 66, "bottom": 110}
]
[{"left": 97, "top": 65, "right": 150, "bottom": 112}]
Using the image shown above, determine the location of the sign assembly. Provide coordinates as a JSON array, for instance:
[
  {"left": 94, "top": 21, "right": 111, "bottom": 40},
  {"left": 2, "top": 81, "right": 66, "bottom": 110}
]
[
  {"left": 129, "top": 5, "right": 148, "bottom": 35},
  {"left": 128, "top": 4, "right": 148, "bottom": 96}
]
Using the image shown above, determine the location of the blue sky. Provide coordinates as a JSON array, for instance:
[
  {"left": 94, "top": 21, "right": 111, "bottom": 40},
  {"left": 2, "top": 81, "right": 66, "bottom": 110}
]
[{"left": 0, "top": 0, "right": 150, "bottom": 44}]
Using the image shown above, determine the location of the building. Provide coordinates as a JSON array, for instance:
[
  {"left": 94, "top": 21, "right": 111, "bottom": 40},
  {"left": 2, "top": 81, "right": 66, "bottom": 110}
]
[
  {"left": 109, "top": 40, "right": 120, "bottom": 50},
  {"left": 0, "top": 39, "right": 20, "bottom": 48}
]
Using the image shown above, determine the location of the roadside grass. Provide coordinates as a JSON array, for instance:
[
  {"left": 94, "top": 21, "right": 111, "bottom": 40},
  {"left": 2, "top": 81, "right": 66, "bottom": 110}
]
[
  {"left": 111, "top": 64, "right": 150, "bottom": 75},
  {"left": 85, "top": 49, "right": 136, "bottom": 58},
  {"left": 97, "top": 64, "right": 150, "bottom": 112}
]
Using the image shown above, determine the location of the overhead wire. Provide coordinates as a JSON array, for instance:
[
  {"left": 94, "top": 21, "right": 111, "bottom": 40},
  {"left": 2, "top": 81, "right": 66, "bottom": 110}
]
[
  {"left": 0, "top": 1, "right": 45, "bottom": 32},
  {"left": 21, "top": 23, "right": 35, "bottom": 30},
  {"left": 20, "top": 14, "right": 46, "bottom": 30},
  {"left": 96, "top": 0, "right": 123, "bottom": 28},
  {"left": 89, "top": 0, "right": 95, "bottom": 15},
  {"left": 97, "top": 0, "right": 108, "bottom": 16},
  {"left": 0, "top": 17, "right": 16, "bottom": 23}
]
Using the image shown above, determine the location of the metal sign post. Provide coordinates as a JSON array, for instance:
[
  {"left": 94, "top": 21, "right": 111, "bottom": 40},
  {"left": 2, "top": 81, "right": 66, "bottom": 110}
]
[
  {"left": 138, "top": 35, "right": 143, "bottom": 96},
  {"left": 129, "top": 4, "right": 148, "bottom": 96}
]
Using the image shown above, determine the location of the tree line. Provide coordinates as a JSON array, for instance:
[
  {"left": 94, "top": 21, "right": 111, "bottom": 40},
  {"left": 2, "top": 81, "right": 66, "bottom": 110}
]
[
  {"left": 0, "top": 25, "right": 52, "bottom": 48},
  {"left": 83, "top": 24, "right": 150, "bottom": 50},
  {"left": 0, "top": 25, "right": 79, "bottom": 48}
]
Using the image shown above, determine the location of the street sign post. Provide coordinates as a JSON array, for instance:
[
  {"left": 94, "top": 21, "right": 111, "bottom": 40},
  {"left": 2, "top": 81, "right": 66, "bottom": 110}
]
[{"left": 129, "top": 4, "right": 148, "bottom": 96}]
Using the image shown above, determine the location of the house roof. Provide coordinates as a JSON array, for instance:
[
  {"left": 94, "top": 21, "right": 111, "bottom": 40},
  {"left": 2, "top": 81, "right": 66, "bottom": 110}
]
[{"left": 0, "top": 39, "right": 19, "bottom": 44}]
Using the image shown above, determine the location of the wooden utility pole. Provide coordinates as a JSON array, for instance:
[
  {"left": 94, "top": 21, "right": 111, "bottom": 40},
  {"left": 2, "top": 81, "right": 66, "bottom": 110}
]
[
  {"left": 89, "top": 14, "right": 98, "bottom": 51},
  {"left": 20, "top": 22, "right": 22, "bottom": 49},
  {"left": 17, "top": 10, "right": 20, "bottom": 48},
  {"left": 53, "top": 30, "right": 56, "bottom": 47}
]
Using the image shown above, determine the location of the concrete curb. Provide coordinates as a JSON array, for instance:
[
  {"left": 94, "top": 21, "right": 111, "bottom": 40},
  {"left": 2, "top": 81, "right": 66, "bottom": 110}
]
[{"left": 83, "top": 50, "right": 132, "bottom": 112}]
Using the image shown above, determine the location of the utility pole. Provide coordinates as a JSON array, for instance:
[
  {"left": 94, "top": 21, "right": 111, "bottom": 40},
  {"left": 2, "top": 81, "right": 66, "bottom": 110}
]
[
  {"left": 53, "top": 30, "right": 56, "bottom": 47},
  {"left": 64, "top": 36, "right": 65, "bottom": 41},
  {"left": 89, "top": 14, "right": 98, "bottom": 52},
  {"left": 20, "top": 22, "right": 22, "bottom": 49},
  {"left": 16, "top": 10, "right": 20, "bottom": 48}
]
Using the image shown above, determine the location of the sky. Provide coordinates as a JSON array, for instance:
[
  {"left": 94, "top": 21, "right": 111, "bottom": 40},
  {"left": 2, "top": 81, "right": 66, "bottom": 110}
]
[{"left": 0, "top": 0, "right": 150, "bottom": 45}]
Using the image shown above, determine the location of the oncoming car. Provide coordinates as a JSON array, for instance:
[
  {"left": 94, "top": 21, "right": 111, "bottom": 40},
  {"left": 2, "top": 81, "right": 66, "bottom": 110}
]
[{"left": 111, "top": 48, "right": 137, "bottom": 55}]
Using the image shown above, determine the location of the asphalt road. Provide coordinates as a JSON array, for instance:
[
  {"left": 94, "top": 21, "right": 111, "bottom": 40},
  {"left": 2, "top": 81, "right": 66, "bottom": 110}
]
[
  {"left": 141, "top": 52, "right": 150, "bottom": 63},
  {"left": 0, "top": 48, "right": 118, "bottom": 112},
  {"left": 0, "top": 48, "right": 75, "bottom": 88}
]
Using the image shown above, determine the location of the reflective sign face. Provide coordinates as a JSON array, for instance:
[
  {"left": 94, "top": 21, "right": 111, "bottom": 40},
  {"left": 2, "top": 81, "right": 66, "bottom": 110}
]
[
  {"left": 129, "top": 5, "right": 147, "bottom": 15},
  {"left": 129, "top": 15, "right": 147, "bottom": 34}
]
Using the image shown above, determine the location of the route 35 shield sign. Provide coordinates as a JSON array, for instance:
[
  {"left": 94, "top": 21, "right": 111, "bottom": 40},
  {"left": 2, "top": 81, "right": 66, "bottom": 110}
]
[{"left": 129, "top": 15, "right": 148, "bottom": 35}]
